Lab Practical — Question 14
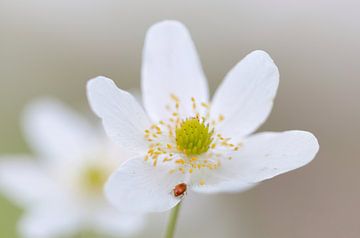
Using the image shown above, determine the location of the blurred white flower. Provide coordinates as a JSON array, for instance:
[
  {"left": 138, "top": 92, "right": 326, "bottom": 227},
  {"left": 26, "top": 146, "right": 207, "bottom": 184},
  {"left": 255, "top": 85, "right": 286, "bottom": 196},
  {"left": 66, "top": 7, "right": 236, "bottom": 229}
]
[
  {"left": 0, "top": 99, "right": 144, "bottom": 238},
  {"left": 87, "top": 20, "right": 319, "bottom": 213}
]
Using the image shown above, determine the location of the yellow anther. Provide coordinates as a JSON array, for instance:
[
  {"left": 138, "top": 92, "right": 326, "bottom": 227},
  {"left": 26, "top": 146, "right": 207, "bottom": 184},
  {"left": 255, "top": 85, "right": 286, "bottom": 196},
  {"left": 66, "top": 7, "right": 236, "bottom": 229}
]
[
  {"left": 175, "top": 159, "right": 185, "bottom": 165},
  {"left": 171, "top": 94, "right": 180, "bottom": 102},
  {"left": 191, "top": 97, "right": 197, "bottom": 110},
  {"left": 199, "top": 179, "right": 206, "bottom": 185},
  {"left": 201, "top": 102, "right": 209, "bottom": 108},
  {"left": 190, "top": 157, "right": 198, "bottom": 162},
  {"left": 218, "top": 114, "right": 225, "bottom": 122}
]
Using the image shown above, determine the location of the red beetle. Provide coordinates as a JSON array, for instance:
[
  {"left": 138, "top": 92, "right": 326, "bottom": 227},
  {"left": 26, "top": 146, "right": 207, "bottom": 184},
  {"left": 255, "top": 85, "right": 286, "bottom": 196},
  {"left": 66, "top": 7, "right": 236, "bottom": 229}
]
[{"left": 173, "top": 183, "right": 187, "bottom": 197}]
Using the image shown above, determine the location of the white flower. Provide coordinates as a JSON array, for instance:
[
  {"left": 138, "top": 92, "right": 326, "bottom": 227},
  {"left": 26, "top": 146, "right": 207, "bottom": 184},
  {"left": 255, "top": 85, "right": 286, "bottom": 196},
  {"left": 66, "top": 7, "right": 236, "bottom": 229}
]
[
  {"left": 87, "top": 20, "right": 319, "bottom": 213},
  {"left": 0, "top": 99, "right": 144, "bottom": 238}
]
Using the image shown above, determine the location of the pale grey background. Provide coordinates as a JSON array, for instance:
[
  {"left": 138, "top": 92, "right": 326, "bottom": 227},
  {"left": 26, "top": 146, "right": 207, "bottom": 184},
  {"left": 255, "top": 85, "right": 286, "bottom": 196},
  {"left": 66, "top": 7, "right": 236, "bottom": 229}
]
[{"left": 0, "top": 1, "right": 359, "bottom": 237}]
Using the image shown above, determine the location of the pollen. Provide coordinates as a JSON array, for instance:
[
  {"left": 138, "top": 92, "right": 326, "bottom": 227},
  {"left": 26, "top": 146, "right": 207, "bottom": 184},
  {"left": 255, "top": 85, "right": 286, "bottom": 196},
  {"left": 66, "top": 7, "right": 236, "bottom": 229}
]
[
  {"left": 175, "top": 117, "right": 213, "bottom": 155},
  {"left": 143, "top": 94, "right": 241, "bottom": 177}
]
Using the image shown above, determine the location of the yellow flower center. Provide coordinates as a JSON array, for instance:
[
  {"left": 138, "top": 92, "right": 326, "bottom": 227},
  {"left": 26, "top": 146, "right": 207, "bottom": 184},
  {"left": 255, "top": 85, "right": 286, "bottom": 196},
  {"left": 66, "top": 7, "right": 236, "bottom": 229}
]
[
  {"left": 143, "top": 94, "right": 242, "bottom": 186},
  {"left": 175, "top": 117, "right": 213, "bottom": 155},
  {"left": 82, "top": 166, "right": 108, "bottom": 193}
]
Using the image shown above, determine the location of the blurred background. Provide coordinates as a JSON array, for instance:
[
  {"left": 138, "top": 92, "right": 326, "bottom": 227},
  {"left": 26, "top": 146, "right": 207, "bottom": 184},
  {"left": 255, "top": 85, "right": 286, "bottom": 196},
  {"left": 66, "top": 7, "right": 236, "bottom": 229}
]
[{"left": 1, "top": 0, "right": 359, "bottom": 237}]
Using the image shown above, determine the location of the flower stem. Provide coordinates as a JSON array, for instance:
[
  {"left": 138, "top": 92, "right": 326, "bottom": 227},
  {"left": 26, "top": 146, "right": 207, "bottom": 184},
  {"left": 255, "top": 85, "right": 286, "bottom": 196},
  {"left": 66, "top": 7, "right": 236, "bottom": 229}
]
[{"left": 165, "top": 202, "right": 182, "bottom": 238}]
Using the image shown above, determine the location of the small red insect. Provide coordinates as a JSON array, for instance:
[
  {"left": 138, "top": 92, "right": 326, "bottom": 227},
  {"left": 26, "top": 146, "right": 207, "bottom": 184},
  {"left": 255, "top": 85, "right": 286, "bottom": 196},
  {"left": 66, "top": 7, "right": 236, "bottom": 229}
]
[{"left": 173, "top": 183, "right": 187, "bottom": 197}]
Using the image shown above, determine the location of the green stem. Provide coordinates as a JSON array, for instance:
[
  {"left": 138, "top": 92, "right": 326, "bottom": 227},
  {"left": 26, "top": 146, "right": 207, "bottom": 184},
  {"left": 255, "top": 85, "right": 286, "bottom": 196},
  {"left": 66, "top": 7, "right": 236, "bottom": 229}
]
[{"left": 165, "top": 202, "right": 182, "bottom": 238}]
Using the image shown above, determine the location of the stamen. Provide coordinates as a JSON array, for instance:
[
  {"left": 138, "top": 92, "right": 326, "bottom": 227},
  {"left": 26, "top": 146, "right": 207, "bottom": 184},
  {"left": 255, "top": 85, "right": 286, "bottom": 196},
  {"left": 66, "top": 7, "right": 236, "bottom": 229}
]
[
  {"left": 143, "top": 94, "right": 241, "bottom": 179},
  {"left": 218, "top": 114, "right": 225, "bottom": 122}
]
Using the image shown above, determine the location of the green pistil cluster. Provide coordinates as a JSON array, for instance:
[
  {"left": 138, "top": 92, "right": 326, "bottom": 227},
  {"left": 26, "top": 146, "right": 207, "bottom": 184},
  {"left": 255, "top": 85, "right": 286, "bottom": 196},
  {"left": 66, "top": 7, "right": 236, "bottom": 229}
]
[{"left": 175, "top": 117, "right": 213, "bottom": 155}]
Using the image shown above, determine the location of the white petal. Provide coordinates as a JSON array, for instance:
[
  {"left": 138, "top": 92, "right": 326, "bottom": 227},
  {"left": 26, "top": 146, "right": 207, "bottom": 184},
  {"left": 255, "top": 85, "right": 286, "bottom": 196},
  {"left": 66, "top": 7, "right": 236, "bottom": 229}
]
[
  {"left": 192, "top": 175, "right": 256, "bottom": 194},
  {"left": 142, "top": 20, "right": 209, "bottom": 121},
  {"left": 127, "top": 88, "right": 143, "bottom": 107},
  {"left": 193, "top": 131, "right": 319, "bottom": 193},
  {"left": 0, "top": 157, "right": 62, "bottom": 206},
  {"left": 105, "top": 158, "right": 184, "bottom": 213},
  {"left": 23, "top": 98, "right": 97, "bottom": 161},
  {"left": 92, "top": 208, "right": 145, "bottom": 236},
  {"left": 87, "top": 76, "right": 151, "bottom": 156},
  {"left": 18, "top": 205, "right": 79, "bottom": 238},
  {"left": 210, "top": 50, "right": 279, "bottom": 138}
]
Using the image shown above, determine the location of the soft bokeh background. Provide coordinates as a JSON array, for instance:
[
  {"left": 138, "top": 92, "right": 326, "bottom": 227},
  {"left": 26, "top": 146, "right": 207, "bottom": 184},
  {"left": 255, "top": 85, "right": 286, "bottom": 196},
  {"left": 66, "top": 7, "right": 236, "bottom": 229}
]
[{"left": 1, "top": 0, "right": 359, "bottom": 237}]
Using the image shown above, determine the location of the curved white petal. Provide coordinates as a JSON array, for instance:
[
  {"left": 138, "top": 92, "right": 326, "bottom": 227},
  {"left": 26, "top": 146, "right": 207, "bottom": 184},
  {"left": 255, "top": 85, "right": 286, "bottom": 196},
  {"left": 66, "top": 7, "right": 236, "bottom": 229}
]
[
  {"left": 22, "top": 98, "right": 97, "bottom": 161},
  {"left": 87, "top": 77, "right": 151, "bottom": 156},
  {"left": 18, "top": 205, "right": 79, "bottom": 238},
  {"left": 92, "top": 208, "right": 145, "bottom": 236},
  {"left": 105, "top": 158, "right": 184, "bottom": 213},
  {"left": 142, "top": 20, "right": 209, "bottom": 121},
  {"left": 193, "top": 131, "right": 319, "bottom": 193},
  {"left": 210, "top": 50, "right": 279, "bottom": 138},
  {"left": 0, "top": 157, "right": 62, "bottom": 207},
  {"left": 192, "top": 175, "right": 256, "bottom": 194},
  {"left": 127, "top": 88, "right": 143, "bottom": 107}
]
